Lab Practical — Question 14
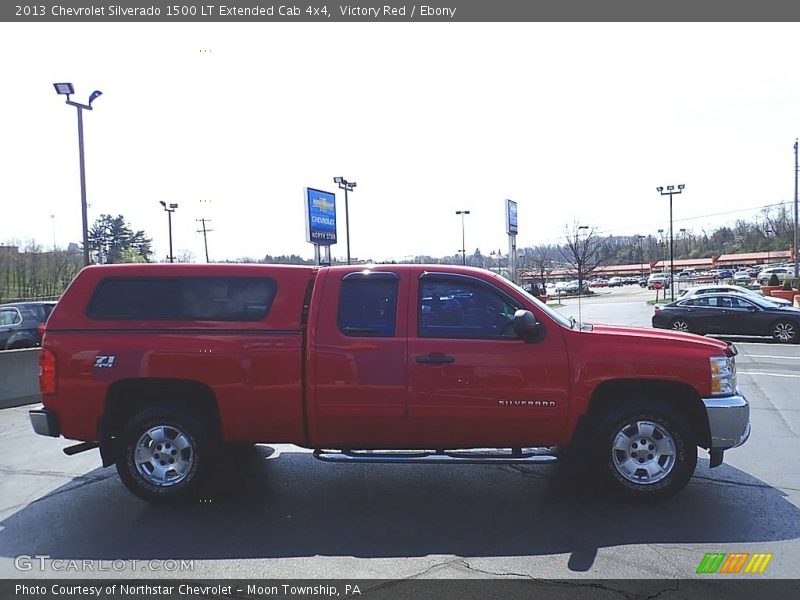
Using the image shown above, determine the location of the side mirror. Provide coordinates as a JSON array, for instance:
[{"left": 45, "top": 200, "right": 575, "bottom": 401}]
[{"left": 513, "top": 309, "right": 543, "bottom": 342}]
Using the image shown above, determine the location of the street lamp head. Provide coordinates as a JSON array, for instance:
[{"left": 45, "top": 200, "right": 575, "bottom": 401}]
[
  {"left": 667, "top": 185, "right": 674, "bottom": 191},
  {"left": 350, "top": 182, "right": 357, "bottom": 188},
  {"left": 170, "top": 203, "right": 178, "bottom": 209},
  {"left": 333, "top": 177, "right": 343, "bottom": 184},
  {"left": 88, "top": 90, "right": 103, "bottom": 106},
  {"left": 159, "top": 201, "right": 166, "bottom": 208},
  {"left": 656, "top": 186, "right": 664, "bottom": 193},
  {"left": 677, "top": 184, "right": 685, "bottom": 190},
  {"left": 53, "top": 82, "right": 74, "bottom": 95}
]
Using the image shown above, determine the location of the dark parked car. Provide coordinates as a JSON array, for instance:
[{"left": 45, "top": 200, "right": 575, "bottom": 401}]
[
  {"left": 0, "top": 301, "right": 57, "bottom": 350},
  {"left": 652, "top": 293, "right": 800, "bottom": 343}
]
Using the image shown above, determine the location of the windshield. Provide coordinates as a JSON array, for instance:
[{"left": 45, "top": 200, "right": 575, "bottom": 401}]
[
  {"left": 747, "top": 294, "right": 788, "bottom": 310},
  {"left": 497, "top": 275, "right": 574, "bottom": 329}
]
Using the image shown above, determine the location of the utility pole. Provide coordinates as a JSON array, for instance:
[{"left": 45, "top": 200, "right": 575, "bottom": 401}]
[{"left": 196, "top": 218, "right": 213, "bottom": 262}]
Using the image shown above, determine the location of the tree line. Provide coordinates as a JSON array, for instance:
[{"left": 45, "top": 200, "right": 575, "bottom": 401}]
[{"left": 1, "top": 203, "right": 795, "bottom": 302}]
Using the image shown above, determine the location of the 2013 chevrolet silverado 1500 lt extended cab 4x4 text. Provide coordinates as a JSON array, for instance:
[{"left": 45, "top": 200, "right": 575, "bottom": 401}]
[{"left": 29, "top": 263, "right": 750, "bottom": 503}]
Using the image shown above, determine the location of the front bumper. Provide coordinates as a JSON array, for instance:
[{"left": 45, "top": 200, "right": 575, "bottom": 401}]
[
  {"left": 702, "top": 392, "right": 750, "bottom": 467},
  {"left": 29, "top": 408, "right": 60, "bottom": 437}
]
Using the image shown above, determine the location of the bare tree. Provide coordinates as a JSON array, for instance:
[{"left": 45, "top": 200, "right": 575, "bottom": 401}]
[
  {"left": 531, "top": 246, "right": 553, "bottom": 289},
  {"left": 559, "top": 223, "right": 607, "bottom": 293}
]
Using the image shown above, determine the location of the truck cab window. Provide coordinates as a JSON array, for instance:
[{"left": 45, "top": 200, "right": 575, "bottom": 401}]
[
  {"left": 419, "top": 280, "right": 519, "bottom": 339},
  {"left": 338, "top": 280, "right": 399, "bottom": 337}
]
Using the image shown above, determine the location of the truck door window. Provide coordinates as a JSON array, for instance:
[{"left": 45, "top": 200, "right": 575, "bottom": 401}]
[
  {"left": 419, "top": 279, "right": 519, "bottom": 339},
  {"left": 338, "top": 279, "right": 399, "bottom": 337}
]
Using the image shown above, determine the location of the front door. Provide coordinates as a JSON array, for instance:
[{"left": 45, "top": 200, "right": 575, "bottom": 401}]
[{"left": 407, "top": 272, "right": 570, "bottom": 448}]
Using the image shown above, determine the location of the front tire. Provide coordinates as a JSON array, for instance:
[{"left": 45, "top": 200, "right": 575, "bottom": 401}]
[
  {"left": 590, "top": 401, "right": 697, "bottom": 501},
  {"left": 771, "top": 320, "right": 798, "bottom": 344},
  {"left": 116, "top": 408, "right": 212, "bottom": 504}
]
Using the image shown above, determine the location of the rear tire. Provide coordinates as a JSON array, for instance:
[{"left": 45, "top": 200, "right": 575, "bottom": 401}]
[
  {"left": 116, "top": 407, "right": 214, "bottom": 504},
  {"left": 771, "top": 319, "right": 798, "bottom": 344},
  {"left": 588, "top": 401, "right": 697, "bottom": 501}
]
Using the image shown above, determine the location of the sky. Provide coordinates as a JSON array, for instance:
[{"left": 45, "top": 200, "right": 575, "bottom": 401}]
[{"left": 1, "top": 22, "right": 799, "bottom": 263}]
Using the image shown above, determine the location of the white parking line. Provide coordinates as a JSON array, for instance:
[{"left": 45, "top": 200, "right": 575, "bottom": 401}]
[
  {"left": 740, "top": 354, "right": 800, "bottom": 360},
  {"left": 738, "top": 371, "right": 800, "bottom": 378}
]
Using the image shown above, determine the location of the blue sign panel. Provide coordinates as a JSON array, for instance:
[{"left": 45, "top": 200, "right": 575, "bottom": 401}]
[
  {"left": 506, "top": 199, "right": 518, "bottom": 235},
  {"left": 304, "top": 187, "right": 337, "bottom": 246}
]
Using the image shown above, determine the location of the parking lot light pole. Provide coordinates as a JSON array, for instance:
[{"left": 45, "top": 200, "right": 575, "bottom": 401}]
[
  {"left": 577, "top": 225, "right": 589, "bottom": 326},
  {"left": 657, "top": 184, "right": 685, "bottom": 301},
  {"left": 680, "top": 228, "right": 687, "bottom": 257},
  {"left": 637, "top": 235, "right": 646, "bottom": 278},
  {"left": 794, "top": 140, "right": 799, "bottom": 282},
  {"left": 456, "top": 210, "right": 470, "bottom": 265},
  {"left": 53, "top": 83, "right": 102, "bottom": 267},
  {"left": 334, "top": 177, "right": 357, "bottom": 265},
  {"left": 159, "top": 201, "right": 178, "bottom": 263},
  {"left": 766, "top": 229, "right": 773, "bottom": 265}
]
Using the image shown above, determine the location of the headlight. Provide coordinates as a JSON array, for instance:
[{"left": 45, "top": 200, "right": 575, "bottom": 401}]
[{"left": 710, "top": 355, "right": 736, "bottom": 396}]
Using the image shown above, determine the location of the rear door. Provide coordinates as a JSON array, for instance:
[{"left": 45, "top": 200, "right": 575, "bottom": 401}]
[
  {"left": 407, "top": 272, "right": 570, "bottom": 448},
  {"left": 309, "top": 269, "right": 409, "bottom": 447},
  {"left": 726, "top": 295, "right": 765, "bottom": 336}
]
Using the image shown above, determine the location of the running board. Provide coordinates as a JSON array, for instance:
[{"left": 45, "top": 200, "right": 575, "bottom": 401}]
[
  {"left": 63, "top": 441, "right": 99, "bottom": 456},
  {"left": 313, "top": 448, "right": 558, "bottom": 465}
]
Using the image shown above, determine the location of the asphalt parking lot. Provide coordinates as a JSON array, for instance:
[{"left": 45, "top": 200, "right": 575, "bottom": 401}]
[{"left": 0, "top": 285, "right": 797, "bottom": 579}]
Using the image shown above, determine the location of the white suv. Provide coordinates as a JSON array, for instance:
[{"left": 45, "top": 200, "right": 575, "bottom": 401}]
[{"left": 757, "top": 267, "right": 793, "bottom": 286}]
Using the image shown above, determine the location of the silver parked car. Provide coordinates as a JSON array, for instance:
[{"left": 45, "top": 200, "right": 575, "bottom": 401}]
[{"left": 678, "top": 283, "right": 791, "bottom": 306}]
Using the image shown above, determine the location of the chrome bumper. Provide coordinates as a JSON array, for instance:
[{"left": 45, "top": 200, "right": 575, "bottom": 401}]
[
  {"left": 29, "top": 408, "right": 60, "bottom": 437},
  {"left": 703, "top": 393, "right": 750, "bottom": 449},
  {"left": 702, "top": 393, "right": 750, "bottom": 467}
]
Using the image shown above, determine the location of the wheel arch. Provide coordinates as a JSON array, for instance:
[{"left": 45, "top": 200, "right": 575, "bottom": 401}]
[
  {"left": 576, "top": 378, "right": 711, "bottom": 449},
  {"left": 100, "top": 378, "right": 221, "bottom": 466}
]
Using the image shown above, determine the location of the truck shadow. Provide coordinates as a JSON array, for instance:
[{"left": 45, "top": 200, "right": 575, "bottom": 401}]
[{"left": 1, "top": 448, "right": 798, "bottom": 572}]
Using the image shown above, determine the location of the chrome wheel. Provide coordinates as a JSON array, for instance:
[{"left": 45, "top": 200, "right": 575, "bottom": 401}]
[
  {"left": 134, "top": 425, "right": 195, "bottom": 487},
  {"left": 772, "top": 321, "right": 797, "bottom": 343},
  {"left": 611, "top": 420, "right": 676, "bottom": 485},
  {"left": 670, "top": 319, "right": 690, "bottom": 333}
]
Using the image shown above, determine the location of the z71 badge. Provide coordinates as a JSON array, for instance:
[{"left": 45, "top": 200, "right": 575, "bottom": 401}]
[{"left": 93, "top": 355, "right": 116, "bottom": 368}]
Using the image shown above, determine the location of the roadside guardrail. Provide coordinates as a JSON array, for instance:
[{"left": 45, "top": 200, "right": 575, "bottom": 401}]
[{"left": 0, "top": 348, "right": 40, "bottom": 408}]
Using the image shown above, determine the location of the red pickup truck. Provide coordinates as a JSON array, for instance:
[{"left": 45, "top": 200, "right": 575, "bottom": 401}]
[{"left": 29, "top": 263, "right": 750, "bottom": 503}]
